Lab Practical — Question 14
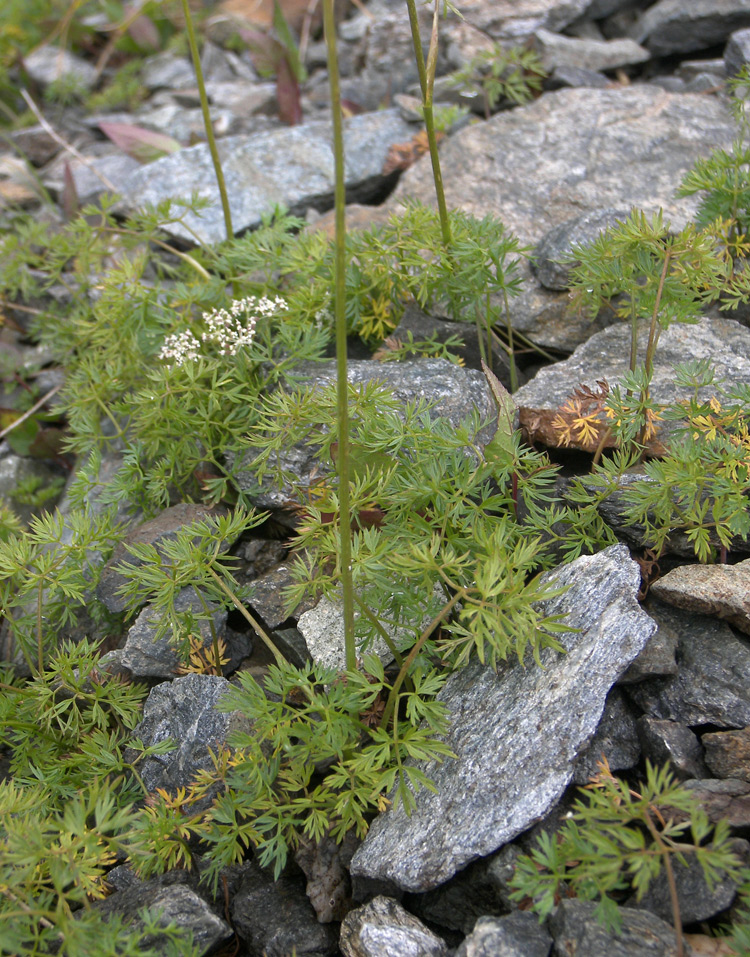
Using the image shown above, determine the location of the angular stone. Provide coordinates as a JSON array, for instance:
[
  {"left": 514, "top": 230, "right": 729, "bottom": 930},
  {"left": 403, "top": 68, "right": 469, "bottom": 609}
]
[
  {"left": 533, "top": 27, "right": 650, "bottom": 72},
  {"left": 229, "top": 358, "right": 496, "bottom": 510},
  {"left": 141, "top": 53, "right": 196, "bottom": 91},
  {"left": 403, "top": 858, "right": 505, "bottom": 935},
  {"left": 294, "top": 830, "right": 360, "bottom": 923},
  {"left": 546, "top": 64, "right": 610, "bottom": 90},
  {"left": 626, "top": 602, "right": 750, "bottom": 728},
  {"left": 513, "top": 317, "right": 750, "bottom": 453},
  {"left": 127, "top": 673, "right": 251, "bottom": 810},
  {"left": 683, "top": 778, "right": 750, "bottom": 827},
  {"left": 454, "top": 912, "right": 553, "bottom": 957},
  {"left": 532, "top": 207, "right": 630, "bottom": 291},
  {"left": 22, "top": 45, "right": 98, "bottom": 91},
  {"left": 620, "top": 600, "right": 680, "bottom": 683},
  {"left": 703, "top": 727, "right": 750, "bottom": 781},
  {"left": 230, "top": 860, "right": 338, "bottom": 956},
  {"left": 448, "top": 0, "right": 592, "bottom": 43},
  {"left": 650, "top": 560, "right": 750, "bottom": 634},
  {"left": 340, "top": 896, "right": 448, "bottom": 957},
  {"left": 573, "top": 687, "right": 641, "bottom": 784},
  {"left": 44, "top": 151, "right": 143, "bottom": 206},
  {"left": 119, "top": 110, "right": 413, "bottom": 246},
  {"left": 350, "top": 545, "right": 655, "bottom": 892},
  {"left": 94, "top": 879, "right": 231, "bottom": 953},
  {"left": 725, "top": 27, "right": 750, "bottom": 77},
  {"left": 632, "top": 0, "right": 750, "bottom": 57},
  {"left": 637, "top": 716, "right": 709, "bottom": 781},
  {"left": 243, "top": 563, "right": 315, "bottom": 631},
  {"left": 549, "top": 898, "right": 686, "bottom": 956}
]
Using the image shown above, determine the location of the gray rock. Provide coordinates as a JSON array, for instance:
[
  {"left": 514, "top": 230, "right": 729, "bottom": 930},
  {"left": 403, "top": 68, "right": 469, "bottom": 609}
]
[
  {"left": 94, "top": 879, "right": 232, "bottom": 954},
  {"left": 633, "top": 0, "right": 750, "bottom": 57},
  {"left": 9, "top": 125, "right": 60, "bottom": 166},
  {"left": 387, "top": 86, "right": 735, "bottom": 351},
  {"left": 703, "top": 727, "right": 750, "bottom": 781},
  {"left": 127, "top": 673, "right": 250, "bottom": 810},
  {"left": 546, "top": 65, "right": 610, "bottom": 90},
  {"left": 43, "top": 150, "right": 142, "bottom": 205},
  {"left": 677, "top": 59, "right": 727, "bottom": 83},
  {"left": 350, "top": 545, "right": 655, "bottom": 892},
  {"left": 650, "top": 560, "right": 750, "bottom": 634},
  {"left": 549, "top": 898, "right": 686, "bottom": 955},
  {"left": 513, "top": 317, "right": 750, "bottom": 452},
  {"left": 625, "top": 602, "right": 750, "bottom": 727},
  {"left": 725, "top": 27, "right": 750, "bottom": 77},
  {"left": 455, "top": 912, "right": 553, "bottom": 957},
  {"left": 22, "top": 45, "right": 98, "bottom": 91},
  {"left": 573, "top": 687, "right": 641, "bottom": 784},
  {"left": 119, "top": 110, "right": 413, "bottom": 245},
  {"left": 243, "top": 563, "right": 316, "bottom": 631},
  {"left": 97, "top": 503, "right": 228, "bottom": 614},
  {"left": 449, "top": 0, "right": 592, "bottom": 43},
  {"left": 231, "top": 860, "right": 339, "bottom": 957},
  {"left": 404, "top": 858, "right": 506, "bottom": 934},
  {"left": 636, "top": 716, "right": 709, "bottom": 780},
  {"left": 633, "top": 837, "right": 749, "bottom": 925},
  {"left": 620, "top": 600, "right": 680, "bottom": 682},
  {"left": 532, "top": 208, "right": 630, "bottom": 291},
  {"left": 295, "top": 830, "right": 360, "bottom": 923},
  {"left": 141, "top": 53, "right": 196, "bottom": 91},
  {"left": 683, "top": 778, "right": 750, "bottom": 827},
  {"left": 229, "top": 358, "right": 496, "bottom": 510},
  {"left": 533, "top": 28, "right": 649, "bottom": 72},
  {"left": 339, "top": 896, "right": 448, "bottom": 957},
  {"left": 586, "top": 0, "right": 634, "bottom": 19}
]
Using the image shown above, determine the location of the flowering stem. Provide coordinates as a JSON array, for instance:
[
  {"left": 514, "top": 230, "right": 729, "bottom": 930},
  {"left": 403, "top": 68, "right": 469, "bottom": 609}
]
[{"left": 324, "top": 0, "right": 356, "bottom": 671}]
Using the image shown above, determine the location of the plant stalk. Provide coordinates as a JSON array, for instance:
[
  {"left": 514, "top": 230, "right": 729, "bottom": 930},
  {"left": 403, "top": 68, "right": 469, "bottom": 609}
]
[
  {"left": 324, "top": 0, "right": 357, "bottom": 672},
  {"left": 180, "top": 0, "right": 234, "bottom": 242}
]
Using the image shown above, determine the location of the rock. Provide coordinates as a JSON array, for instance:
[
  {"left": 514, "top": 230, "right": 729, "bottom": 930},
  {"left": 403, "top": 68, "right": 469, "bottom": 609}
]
[
  {"left": 637, "top": 716, "right": 709, "bottom": 780},
  {"left": 9, "top": 125, "right": 60, "bottom": 166},
  {"left": 532, "top": 207, "right": 630, "bottom": 291},
  {"left": 387, "top": 86, "right": 735, "bottom": 350},
  {"left": 454, "top": 912, "right": 553, "bottom": 957},
  {"left": 625, "top": 602, "right": 750, "bottom": 728},
  {"left": 683, "top": 778, "right": 750, "bottom": 828},
  {"left": 349, "top": 545, "right": 655, "bottom": 892},
  {"left": 633, "top": 838, "right": 749, "bottom": 925},
  {"left": 230, "top": 860, "right": 339, "bottom": 956},
  {"left": 649, "top": 560, "right": 750, "bottom": 634},
  {"left": 545, "top": 65, "right": 610, "bottom": 90},
  {"left": 228, "top": 357, "right": 497, "bottom": 510},
  {"left": 532, "top": 27, "right": 650, "bottom": 72},
  {"left": 403, "top": 858, "right": 506, "bottom": 934},
  {"left": 94, "top": 878, "right": 232, "bottom": 954},
  {"left": 22, "top": 45, "right": 98, "bottom": 92},
  {"left": 513, "top": 317, "right": 750, "bottom": 453},
  {"left": 448, "top": 0, "right": 592, "bottom": 42},
  {"left": 294, "top": 830, "right": 360, "bottom": 923},
  {"left": 620, "top": 601, "right": 680, "bottom": 682},
  {"left": 549, "top": 898, "right": 687, "bottom": 956},
  {"left": 126, "top": 673, "right": 251, "bottom": 810},
  {"left": 0, "top": 452, "right": 65, "bottom": 526},
  {"left": 703, "top": 728, "right": 750, "bottom": 781},
  {"left": 632, "top": 0, "right": 750, "bottom": 58},
  {"left": 119, "top": 109, "right": 414, "bottom": 246},
  {"left": 97, "top": 503, "right": 228, "bottom": 614},
  {"left": 43, "top": 150, "right": 142, "bottom": 206},
  {"left": 243, "top": 563, "right": 316, "bottom": 631},
  {"left": 573, "top": 687, "right": 641, "bottom": 784},
  {"left": 141, "top": 53, "right": 196, "bottom": 91},
  {"left": 339, "top": 896, "right": 448, "bottom": 957},
  {"left": 725, "top": 27, "right": 750, "bottom": 77}
]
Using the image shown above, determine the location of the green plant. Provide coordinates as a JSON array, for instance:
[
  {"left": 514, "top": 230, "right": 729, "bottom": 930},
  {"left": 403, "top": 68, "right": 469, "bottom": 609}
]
[
  {"left": 509, "top": 760, "right": 743, "bottom": 957},
  {"left": 449, "top": 43, "right": 546, "bottom": 119}
]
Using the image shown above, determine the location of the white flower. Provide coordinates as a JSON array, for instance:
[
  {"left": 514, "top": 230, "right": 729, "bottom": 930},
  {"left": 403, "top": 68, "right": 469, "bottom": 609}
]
[{"left": 158, "top": 329, "right": 201, "bottom": 366}]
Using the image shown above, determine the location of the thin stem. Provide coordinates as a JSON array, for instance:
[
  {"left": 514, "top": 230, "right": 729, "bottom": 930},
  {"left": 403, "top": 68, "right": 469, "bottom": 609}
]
[
  {"left": 180, "top": 0, "right": 234, "bottom": 243},
  {"left": 205, "top": 567, "right": 286, "bottom": 666},
  {"left": 0, "top": 383, "right": 61, "bottom": 441},
  {"left": 352, "top": 592, "right": 405, "bottom": 670},
  {"left": 324, "top": 0, "right": 356, "bottom": 672},
  {"left": 405, "top": 0, "right": 451, "bottom": 246},
  {"left": 502, "top": 287, "right": 519, "bottom": 392},
  {"left": 637, "top": 250, "right": 671, "bottom": 448}
]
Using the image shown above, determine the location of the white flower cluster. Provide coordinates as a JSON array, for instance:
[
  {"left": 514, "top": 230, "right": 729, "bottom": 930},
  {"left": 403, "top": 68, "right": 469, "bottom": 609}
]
[{"left": 158, "top": 296, "right": 285, "bottom": 365}]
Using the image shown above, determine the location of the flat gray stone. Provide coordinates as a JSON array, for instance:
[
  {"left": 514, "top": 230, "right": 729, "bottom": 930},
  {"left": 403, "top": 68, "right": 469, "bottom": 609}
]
[
  {"left": 447, "top": 0, "right": 591, "bottom": 42},
  {"left": 533, "top": 28, "right": 650, "bottom": 72},
  {"left": 573, "top": 687, "right": 641, "bottom": 784},
  {"left": 632, "top": 0, "right": 750, "bottom": 57},
  {"left": 725, "top": 27, "right": 750, "bottom": 77},
  {"left": 22, "top": 45, "right": 98, "bottom": 91},
  {"left": 549, "top": 899, "right": 684, "bottom": 956},
  {"left": 637, "top": 716, "right": 709, "bottom": 780},
  {"left": 350, "top": 544, "right": 655, "bottom": 892},
  {"left": 119, "top": 109, "right": 413, "bottom": 245},
  {"left": 650, "top": 559, "right": 750, "bottom": 634},
  {"left": 454, "top": 912, "right": 552, "bottom": 957},
  {"left": 340, "top": 896, "right": 448, "bottom": 957}
]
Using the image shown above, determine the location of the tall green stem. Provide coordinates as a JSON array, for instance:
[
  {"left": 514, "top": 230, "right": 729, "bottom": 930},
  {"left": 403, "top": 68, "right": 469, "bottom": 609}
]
[
  {"left": 180, "top": 0, "right": 234, "bottom": 242},
  {"left": 324, "top": 0, "right": 356, "bottom": 671},
  {"left": 405, "top": 0, "right": 451, "bottom": 246}
]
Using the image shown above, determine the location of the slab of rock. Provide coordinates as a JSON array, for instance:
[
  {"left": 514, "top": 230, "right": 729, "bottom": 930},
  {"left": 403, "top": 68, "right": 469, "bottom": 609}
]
[
  {"left": 637, "top": 717, "right": 709, "bottom": 781},
  {"left": 448, "top": 0, "right": 592, "bottom": 42},
  {"left": 625, "top": 602, "right": 750, "bottom": 728},
  {"left": 620, "top": 600, "right": 680, "bottom": 682},
  {"left": 513, "top": 317, "right": 750, "bottom": 452},
  {"left": 403, "top": 858, "right": 506, "bottom": 934},
  {"left": 340, "top": 896, "right": 448, "bottom": 957},
  {"left": 703, "top": 727, "right": 750, "bottom": 781},
  {"left": 119, "top": 109, "right": 413, "bottom": 245},
  {"left": 632, "top": 0, "right": 750, "bottom": 57},
  {"left": 650, "top": 560, "right": 750, "bottom": 634},
  {"left": 387, "top": 86, "right": 735, "bottom": 350},
  {"left": 549, "top": 898, "right": 686, "bottom": 956},
  {"left": 725, "top": 27, "right": 750, "bottom": 76},
  {"left": 533, "top": 27, "right": 650, "bottom": 72},
  {"left": 127, "top": 673, "right": 251, "bottom": 810},
  {"left": 229, "top": 357, "right": 496, "bottom": 510},
  {"left": 22, "top": 45, "right": 98, "bottom": 91},
  {"left": 454, "top": 912, "right": 552, "bottom": 957},
  {"left": 532, "top": 207, "right": 630, "bottom": 291},
  {"left": 573, "top": 687, "right": 641, "bottom": 784},
  {"left": 349, "top": 544, "right": 655, "bottom": 892},
  {"left": 683, "top": 778, "right": 750, "bottom": 828}
]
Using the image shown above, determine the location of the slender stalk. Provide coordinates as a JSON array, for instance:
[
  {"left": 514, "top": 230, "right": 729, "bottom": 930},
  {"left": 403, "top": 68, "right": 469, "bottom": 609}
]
[
  {"left": 206, "top": 567, "right": 286, "bottom": 666},
  {"left": 180, "top": 0, "right": 234, "bottom": 242},
  {"left": 405, "top": 0, "right": 451, "bottom": 245},
  {"left": 324, "top": 0, "right": 356, "bottom": 671}
]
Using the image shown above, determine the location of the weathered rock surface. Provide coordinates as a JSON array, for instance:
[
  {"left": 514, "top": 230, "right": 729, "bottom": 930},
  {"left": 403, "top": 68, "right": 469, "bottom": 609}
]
[
  {"left": 650, "top": 559, "right": 750, "bottom": 634},
  {"left": 703, "top": 727, "right": 750, "bottom": 781},
  {"left": 549, "top": 898, "right": 687, "bottom": 956},
  {"left": 637, "top": 716, "right": 709, "bottom": 780},
  {"left": 533, "top": 27, "right": 650, "bottom": 72},
  {"left": 573, "top": 687, "right": 641, "bottom": 784},
  {"left": 633, "top": 0, "right": 750, "bottom": 57},
  {"left": 454, "top": 912, "right": 553, "bottom": 957},
  {"left": 339, "top": 896, "right": 448, "bottom": 957},
  {"left": 683, "top": 778, "right": 750, "bottom": 828},
  {"left": 119, "top": 109, "right": 413, "bottom": 245},
  {"left": 350, "top": 544, "right": 655, "bottom": 892},
  {"left": 725, "top": 26, "right": 750, "bottom": 76},
  {"left": 22, "top": 45, "right": 98, "bottom": 91}
]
